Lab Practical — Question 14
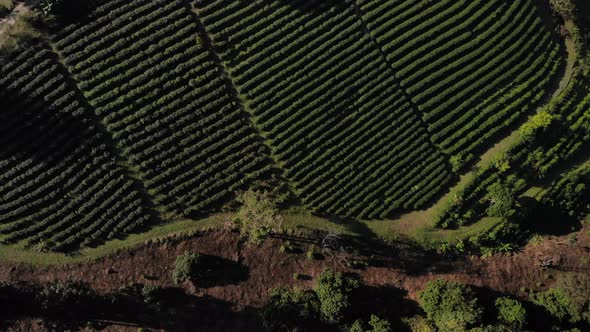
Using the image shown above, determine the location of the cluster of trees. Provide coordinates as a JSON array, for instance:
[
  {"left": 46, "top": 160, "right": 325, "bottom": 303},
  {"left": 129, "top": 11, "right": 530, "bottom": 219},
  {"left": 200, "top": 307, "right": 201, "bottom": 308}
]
[
  {"left": 262, "top": 268, "right": 392, "bottom": 332},
  {"left": 196, "top": 0, "right": 451, "bottom": 218}
]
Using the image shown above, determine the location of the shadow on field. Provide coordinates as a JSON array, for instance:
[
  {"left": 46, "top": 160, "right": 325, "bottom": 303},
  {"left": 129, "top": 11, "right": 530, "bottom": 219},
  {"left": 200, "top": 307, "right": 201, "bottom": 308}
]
[
  {"left": 0, "top": 281, "right": 264, "bottom": 332},
  {"left": 519, "top": 197, "right": 582, "bottom": 236}
]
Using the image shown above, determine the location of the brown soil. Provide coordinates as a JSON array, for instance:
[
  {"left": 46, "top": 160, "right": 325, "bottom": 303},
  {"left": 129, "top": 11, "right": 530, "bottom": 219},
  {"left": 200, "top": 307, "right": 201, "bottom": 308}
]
[{"left": 1, "top": 226, "right": 589, "bottom": 331}]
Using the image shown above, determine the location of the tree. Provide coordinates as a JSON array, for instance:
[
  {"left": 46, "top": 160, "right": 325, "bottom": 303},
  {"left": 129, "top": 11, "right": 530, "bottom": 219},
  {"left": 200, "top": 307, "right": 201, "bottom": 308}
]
[
  {"left": 314, "top": 268, "right": 359, "bottom": 323},
  {"left": 39, "top": 280, "right": 95, "bottom": 314},
  {"left": 495, "top": 297, "right": 527, "bottom": 330},
  {"left": 0, "top": 0, "right": 14, "bottom": 17},
  {"left": 172, "top": 251, "right": 201, "bottom": 284},
  {"left": 533, "top": 288, "right": 584, "bottom": 324},
  {"left": 235, "top": 190, "right": 283, "bottom": 244},
  {"left": 348, "top": 315, "right": 392, "bottom": 332},
  {"left": 261, "top": 287, "right": 320, "bottom": 332},
  {"left": 520, "top": 111, "right": 555, "bottom": 142},
  {"left": 549, "top": 0, "right": 577, "bottom": 20},
  {"left": 486, "top": 181, "right": 515, "bottom": 218},
  {"left": 418, "top": 279, "right": 482, "bottom": 332}
]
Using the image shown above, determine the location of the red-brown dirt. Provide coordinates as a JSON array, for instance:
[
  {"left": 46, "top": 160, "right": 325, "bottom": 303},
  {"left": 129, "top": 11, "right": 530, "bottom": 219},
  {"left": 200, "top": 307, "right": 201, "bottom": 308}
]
[{"left": 1, "top": 226, "right": 589, "bottom": 331}]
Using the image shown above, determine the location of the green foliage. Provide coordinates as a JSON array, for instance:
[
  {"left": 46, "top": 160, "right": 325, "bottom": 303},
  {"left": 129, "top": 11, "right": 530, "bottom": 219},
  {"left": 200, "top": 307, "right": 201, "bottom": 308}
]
[
  {"left": 39, "top": 280, "right": 95, "bottom": 312},
  {"left": 549, "top": 0, "right": 577, "bottom": 20},
  {"left": 450, "top": 154, "right": 465, "bottom": 173},
  {"left": 261, "top": 287, "right": 320, "bottom": 332},
  {"left": 419, "top": 279, "right": 482, "bottom": 332},
  {"left": 368, "top": 315, "right": 392, "bottom": 332},
  {"left": 172, "top": 251, "right": 201, "bottom": 284},
  {"left": 314, "top": 268, "right": 360, "bottom": 323},
  {"left": 554, "top": 273, "right": 590, "bottom": 323},
  {"left": 236, "top": 190, "right": 283, "bottom": 244},
  {"left": 542, "top": 164, "right": 590, "bottom": 217},
  {"left": 485, "top": 181, "right": 514, "bottom": 218},
  {"left": 495, "top": 297, "right": 527, "bottom": 329},
  {"left": 402, "top": 316, "right": 435, "bottom": 332},
  {"left": 0, "top": 10, "right": 42, "bottom": 53},
  {"left": 0, "top": 0, "right": 13, "bottom": 17},
  {"left": 533, "top": 288, "right": 583, "bottom": 324},
  {"left": 306, "top": 245, "right": 322, "bottom": 260},
  {"left": 520, "top": 111, "right": 555, "bottom": 142},
  {"left": 141, "top": 284, "right": 163, "bottom": 305},
  {"left": 348, "top": 315, "right": 391, "bottom": 332}
]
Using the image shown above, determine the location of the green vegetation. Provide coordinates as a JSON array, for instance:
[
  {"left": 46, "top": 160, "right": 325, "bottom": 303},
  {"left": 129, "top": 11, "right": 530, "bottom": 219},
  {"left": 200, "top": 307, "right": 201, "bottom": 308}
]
[
  {"left": 314, "top": 269, "right": 360, "bottom": 323},
  {"left": 172, "top": 251, "right": 201, "bottom": 284},
  {"left": 418, "top": 279, "right": 482, "bottom": 332},
  {"left": 236, "top": 190, "right": 283, "bottom": 244},
  {"left": 261, "top": 287, "right": 320, "bottom": 332},
  {"left": 39, "top": 280, "right": 95, "bottom": 313},
  {"left": 0, "top": 0, "right": 13, "bottom": 17},
  {"left": 349, "top": 315, "right": 392, "bottom": 332},
  {"left": 495, "top": 297, "right": 527, "bottom": 330},
  {"left": 533, "top": 288, "right": 584, "bottom": 324}
]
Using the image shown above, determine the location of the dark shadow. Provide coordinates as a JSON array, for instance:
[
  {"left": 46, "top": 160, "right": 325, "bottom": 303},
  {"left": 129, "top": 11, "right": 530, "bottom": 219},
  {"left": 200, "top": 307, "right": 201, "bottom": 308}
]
[
  {"left": 352, "top": 284, "right": 420, "bottom": 321},
  {"left": 0, "top": 281, "right": 264, "bottom": 332},
  {"left": 280, "top": 216, "right": 461, "bottom": 276},
  {"left": 519, "top": 197, "right": 582, "bottom": 236},
  {"left": 48, "top": 0, "right": 94, "bottom": 25},
  {"left": 0, "top": 42, "right": 162, "bottom": 249},
  {"left": 194, "top": 254, "right": 250, "bottom": 288}
]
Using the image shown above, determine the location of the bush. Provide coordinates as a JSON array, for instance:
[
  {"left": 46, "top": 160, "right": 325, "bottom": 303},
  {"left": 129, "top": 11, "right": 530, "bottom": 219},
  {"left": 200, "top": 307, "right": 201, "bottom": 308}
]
[
  {"left": 141, "top": 284, "right": 163, "bottom": 305},
  {"left": 235, "top": 190, "right": 283, "bottom": 244},
  {"left": 306, "top": 245, "right": 322, "bottom": 260},
  {"left": 348, "top": 315, "right": 392, "bottom": 332},
  {"left": 418, "top": 279, "right": 482, "bottom": 332},
  {"left": 314, "top": 269, "right": 359, "bottom": 323},
  {"left": 261, "top": 287, "right": 320, "bottom": 332},
  {"left": 485, "top": 181, "right": 515, "bottom": 218},
  {"left": 39, "top": 280, "right": 95, "bottom": 313},
  {"left": 172, "top": 251, "right": 201, "bottom": 284},
  {"left": 401, "top": 316, "right": 435, "bottom": 332},
  {"left": 0, "top": 0, "right": 14, "bottom": 17},
  {"left": 533, "top": 288, "right": 584, "bottom": 324},
  {"left": 495, "top": 297, "right": 527, "bottom": 329}
]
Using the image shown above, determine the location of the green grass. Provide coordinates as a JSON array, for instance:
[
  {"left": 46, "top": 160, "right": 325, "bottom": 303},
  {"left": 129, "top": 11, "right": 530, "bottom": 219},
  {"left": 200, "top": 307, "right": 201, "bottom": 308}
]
[
  {"left": 0, "top": 211, "right": 505, "bottom": 265},
  {"left": 0, "top": 216, "right": 222, "bottom": 265}
]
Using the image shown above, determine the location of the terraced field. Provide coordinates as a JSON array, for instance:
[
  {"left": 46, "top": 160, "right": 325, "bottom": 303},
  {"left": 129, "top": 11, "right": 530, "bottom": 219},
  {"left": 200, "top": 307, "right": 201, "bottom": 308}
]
[
  {"left": 52, "top": 0, "right": 271, "bottom": 217},
  {"left": 195, "top": 0, "right": 453, "bottom": 218},
  {"left": 0, "top": 42, "right": 153, "bottom": 251},
  {"left": 0, "top": 0, "right": 569, "bottom": 251},
  {"left": 356, "top": 0, "right": 562, "bottom": 164}
]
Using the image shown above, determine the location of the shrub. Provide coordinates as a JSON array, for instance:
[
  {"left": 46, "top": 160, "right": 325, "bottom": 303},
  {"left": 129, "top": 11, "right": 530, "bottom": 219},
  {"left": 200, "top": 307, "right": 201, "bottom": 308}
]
[
  {"left": 401, "top": 316, "right": 435, "bottom": 332},
  {"left": 533, "top": 288, "right": 584, "bottom": 324},
  {"left": 418, "top": 279, "right": 482, "bottom": 332},
  {"left": 306, "top": 245, "right": 322, "bottom": 260},
  {"left": 485, "top": 181, "right": 515, "bottom": 218},
  {"left": 0, "top": 0, "right": 14, "bottom": 17},
  {"left": 314, "top": 268, "right": 359, "bottom": 323},
  {"left": 141, "top": 284, "right": 163, "bottom": 305},
  {"left": 348, "top": 315, "right": 392, "bottom": 332},
  {"left": 261, "top": 287, "right": 320, "bottom": 332},
  {"left": 39, "top": 280, "right": 95, "bottom": 313},
  {"left": 235, "top": 190, "right": 283, "bottom": 244},
  {"left": 172, "top": 251, "right": 201, "bottom": 284},
  {"left": 495, "top": 297, "right": 527, "bottom": 329},
  {"left": 549, "top": 0, "right": 577, "bottom": 20}
]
